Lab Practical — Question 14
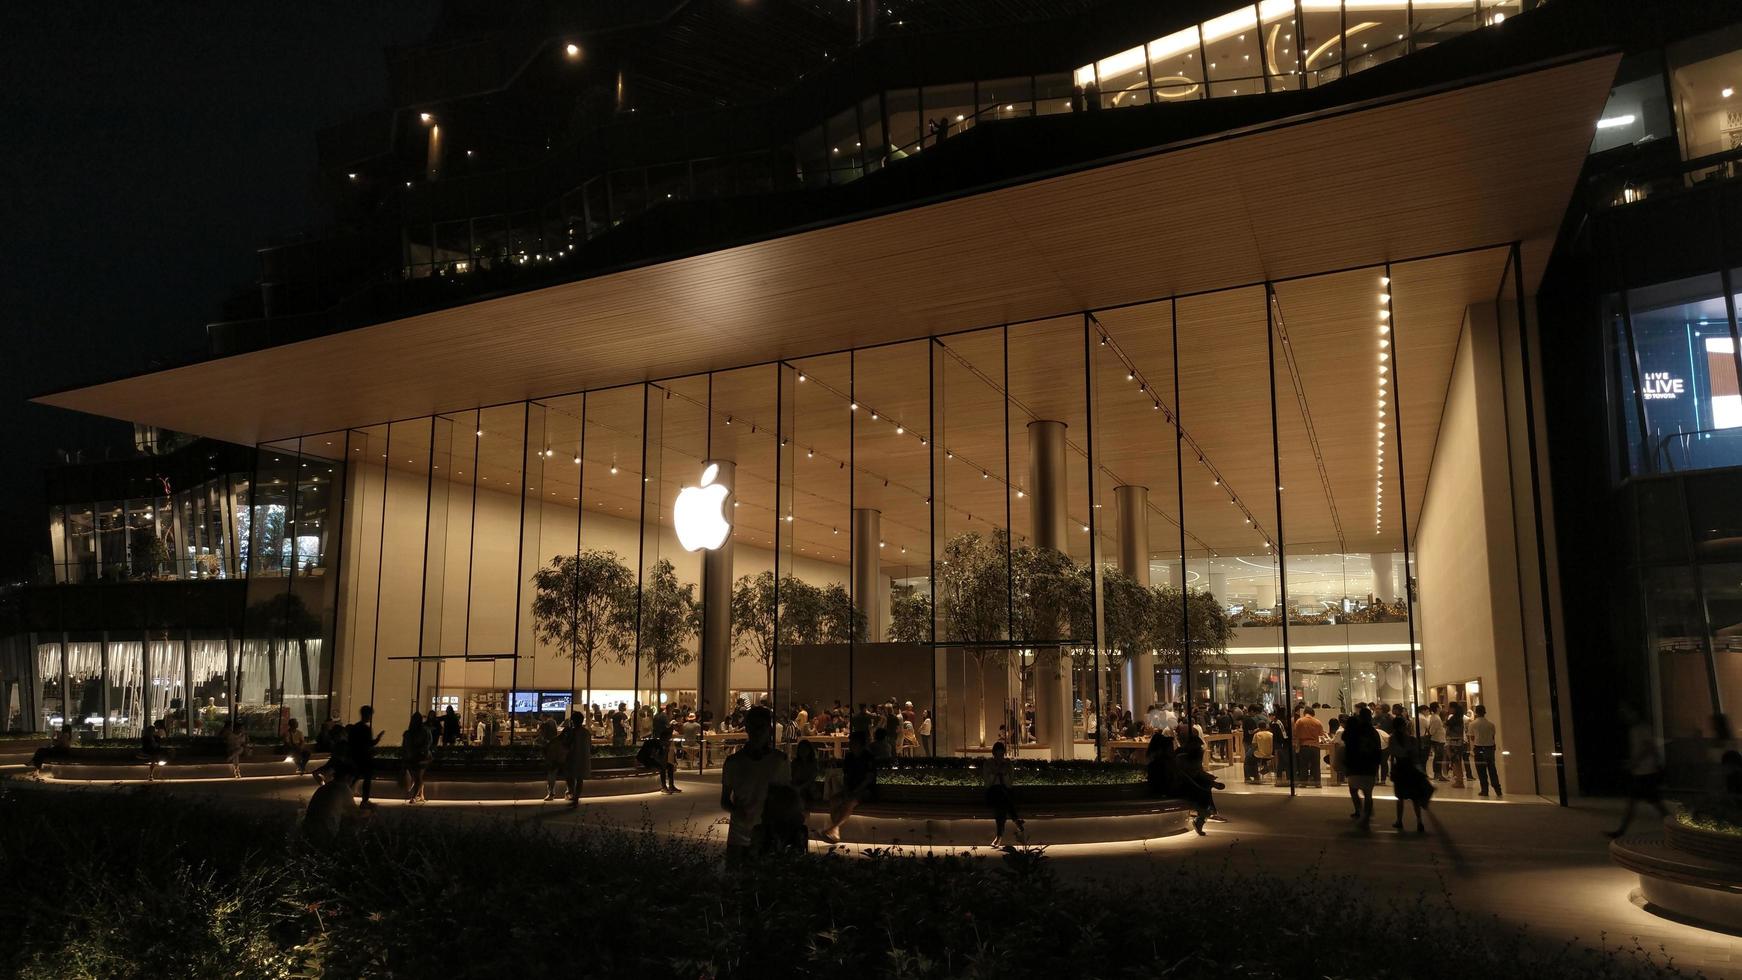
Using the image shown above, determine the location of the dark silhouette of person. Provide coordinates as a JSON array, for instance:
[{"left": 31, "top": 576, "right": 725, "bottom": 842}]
[
  {"left": 1175, "top": 726, "right": 1221, "bottom": 834},
  {"left": 984, "top": 740, "right": 1025, "bottom": 847},
  {"left": 440, "top": 706, "right": 460, "bottom": 747},
  {"left": 1342, "top": 707, "right": 1383, "bottom": 829},
  {"left": 1610, "top": 702, "right": 1668, "bottom": 838},
  {"left": 562, "top": 710, "right": 592, "bottom": 805},
  {"left": 1389, "top": 715, "right": 1433, "bottom": 833},
  {"left": 347, "top": 705, "right": 384, "bottom": 805}
]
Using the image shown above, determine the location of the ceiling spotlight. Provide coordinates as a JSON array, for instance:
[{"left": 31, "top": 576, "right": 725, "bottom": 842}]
[
  {"left": 850, "top": 402, "right": 858, "bottom": 411},
  {"left": 798, "top": 373, "right": 807, "bottom": 382},
  {"left": 895, "top": 425, "right": 904, "bottom": 434},
  {"left": 565, "top": 42, "right": 581, "bottom": 59},
  {"left": 419, "top": 112, "right": 433, "bottom": 124},
  {"left": 1726, "top": 87, "right": 1736, "bottom": 99}
]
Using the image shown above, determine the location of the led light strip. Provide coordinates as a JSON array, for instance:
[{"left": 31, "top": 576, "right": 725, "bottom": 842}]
[{"left": 1377, "top": 275, "right": 1391, "bottom": 535}]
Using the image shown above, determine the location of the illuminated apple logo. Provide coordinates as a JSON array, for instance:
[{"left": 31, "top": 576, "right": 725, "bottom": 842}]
[{"left": 674, "top": 463, "right": 731, "bottom": 551}]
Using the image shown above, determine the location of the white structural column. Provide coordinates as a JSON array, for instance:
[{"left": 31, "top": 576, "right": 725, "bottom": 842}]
[
  {"left": 1258, "top": 579, "right": 1278, "bottom": 611},
  {"left": 852, "top": 508, "right": 883, "bottom": 642},
  {"left": 1027, "top": 420, "right": 1075, "bottom": 758},
  {"left": 1116, "top": 485, "right": 1155, "bottom": 715},
  {"left": 1370, "top": 552, "right": 1396, "bottom": 601},
  {"left": 699, "top": 459, "right": 735, "bottom": 720}
]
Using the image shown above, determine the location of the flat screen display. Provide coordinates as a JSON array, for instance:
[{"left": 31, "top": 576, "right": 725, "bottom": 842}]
[{"left": 509, "top": 691, "right": 539, "bottom": 713}]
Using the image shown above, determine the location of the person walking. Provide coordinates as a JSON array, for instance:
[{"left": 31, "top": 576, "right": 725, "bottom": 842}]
[
  {"left": 562, "top": 710, "right": 592, "bottom": 806},
  {"left": 140, "top": 719, "right": 169, "bottom": 781},
  {"left": 284, "top": 717, "right": 310, "bottom": 775},
  {"left": 983, "top": 740, "right": 1026, "bottom": 847},
  {"left": 1469, "top": 704, "right": 1502, "bottom": 797},
  {"left": 1610, "top": 703, "right": 1668, "bottom": 838},
  {"left": 224, "top": 719, "right": 248, "bottom": 778},
  {"left": 348, "top": 705, "right": 384, "bottom": 806},
  {"left": 403, "top": 711, "right": 433, "bottom": 804},
  {"left": 819, "top": 729, "right": 874, "bottom": 844},
  {"left": 1342, "top": 708, "right": 1382, "bottom": 829},
  {"left": 720, "top": 706, "right": 792, "bottom": 862},
  {"left": 1389, "top": 715, "right": 1433, "bottom": 833},
  {"left": 1175, "top": 726, "right": 1221, "bottom": 834}
]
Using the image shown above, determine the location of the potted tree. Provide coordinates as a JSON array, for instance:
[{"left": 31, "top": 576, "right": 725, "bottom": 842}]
[{"left": 530, "top": 549, "right": 634, "bottom": 707}]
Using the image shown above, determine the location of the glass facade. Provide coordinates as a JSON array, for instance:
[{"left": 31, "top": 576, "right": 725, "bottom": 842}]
[{"left": 244, "top": 244, "right": 1560, "bottom": 797}]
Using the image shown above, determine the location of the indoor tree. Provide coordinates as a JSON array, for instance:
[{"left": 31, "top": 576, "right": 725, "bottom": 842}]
[
  {"left": 637, "top": 558, "right": 697, "bottom": 699},
  {"left": 530, "top": 549, "right": 634, "bottom": 708},
  {"left": 938, "top": 530, "right": 1011, "bottom": 745},
  {"left": 1148, "top": 585, "right": 1233, "bottom": 684},
  {"left": 775, "top": 575, "right": 824, "bottom": 646},
  {"left": 888, "top": 583, "right": 932, "bottom": 644},
  {"left": 730, "top": 570, "right": 779, "bottom": 693},
  {"left": 817, "top": 583, "right": 866, "bottom": 644}
]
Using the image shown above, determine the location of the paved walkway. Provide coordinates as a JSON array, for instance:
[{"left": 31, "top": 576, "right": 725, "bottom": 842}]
[{"left": 5, "top": 768, "right": 1735, "bottom": 977}]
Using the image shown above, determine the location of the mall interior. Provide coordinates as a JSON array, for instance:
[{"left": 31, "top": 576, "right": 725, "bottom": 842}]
[{"left": 8, "top": 0, "right": 1742, "bottom": 803}]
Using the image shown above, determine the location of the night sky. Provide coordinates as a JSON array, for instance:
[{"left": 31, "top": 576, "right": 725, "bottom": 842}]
[{"left": 0, "top": 2, "right": 439, "bottom": 580}]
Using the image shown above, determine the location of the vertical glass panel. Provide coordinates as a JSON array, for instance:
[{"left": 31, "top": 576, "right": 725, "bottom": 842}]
[
  {"left": 1642, "top": 566, "right": 1718, "bottom": 787},
  {"left": 858, "top": 95, "right": 885, "bottom": 174},
  {"left": 639, "top": 380, "right": 703, "bottom": 720},
  {"left": 1094, "top": 301, "right": 1184, "bottom": 742},
  {"left": 1300, "top": 0, "right": 1346, "bottom": 88},
  {"left": 1201, "top": 6, "right": 1263, "bottom": 97},
  {"left": 1668, "top": 24, "right": 1742, "bottom": 180},
  {"left": 933, "top": 328, "right": 1012, "bottom": 755},
  {"left": 825, "top": 105, "right": 863, "bottom": 184},
  {"left": 922, "top": 83, "right": 974, "bottom": 145},
  {"left": 1035, "top": 73, "right": 1075, "bottom": 116},
  {"left": 883, "top": 89, "right": 921, "bottom": 159},
  {"left": 370, "top": 417, "right": 432, "bottom": 744},
  {"left": 66, "top": 503, "right": 95, "bottom": 583},
  {"left": 575, "top": 386, "right": 646, "bottom": 735},
  {"left": 37, "top": 641, "right": 64, "bottom": 732},
  {"left": 1008, "top": 317, "right": 1094, "bottom": 759},
  {"left": 148, "top": 635, "right": 186, "bottom": 735},
  {"left": 1096, "top": 46, "right": 1151, "bottom": 108},
  {"left": 782, "top": 353, "right": 853, "bottom": 749},
  {"left": 65, "top": 636, "right": 103, "bottom": 739},
  {"left": 1149, "top": 27, "right": 1205, "bottom": 102},
  {"left": 1589, "top": 67, "right": 1676, "bottom": 158},
  {"left": 95, "top": 500, "right": 125, "bottom": 580},
  {"left": 1259, "top": 0, "right": 1302, "bottom": 92},
  {"left": 707, "top": 366, "right": 781, "bottom": 728},
  {"left": 1345, "top": 0, "right": 1409, "bottom": 76},
  {"left": 523, "top": 396, "right": 584, "bottom": 707},
  {"left": 978, "top": 77, "right": 1034, "bottom": 119},
  {"left": 851, "top": 341, "right": 935, "bottom": 757},
  {"left": 337, "top": 425, "right": 389, "bottom": 729},
  {"left": 469, "top": 404, "right": 528, "bottom": 738},
  {"left": 796, "top": 125, "right": 828, "bottom": 188},
  {"left": 1411, "top": 0, "right": 1478, "bottom": 52},
  {"left": 1627, "top": 274, "right": 1738, "bottom": 473},
  {"left": 241, "top": 441, "right": 296, "bottom": 737},
  {"left": 106, "top": 636, "right": 141, "bottom": 740},
  {"left": 1178, "top": 287, "right": 1279, "bottom": 772},
  {"left": 420, "top": 413, "right": 471, "bottom": 729}
]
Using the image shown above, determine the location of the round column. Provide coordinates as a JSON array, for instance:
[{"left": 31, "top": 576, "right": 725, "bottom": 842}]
[{"left": 699, "top": 460, "right": 735, "bottom": 721}]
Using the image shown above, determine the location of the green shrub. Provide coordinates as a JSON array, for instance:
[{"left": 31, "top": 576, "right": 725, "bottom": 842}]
[
  {"left": 1677, "top": 796, "right": 1742, "bottom": 837},
  {"left": 0, "top": 788, "right": 1700, "bottom": 979}
]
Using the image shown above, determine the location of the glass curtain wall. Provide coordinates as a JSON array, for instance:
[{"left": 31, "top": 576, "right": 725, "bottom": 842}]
[{"left": 246, "top": 256, "right": 1575, "bottom": 792}]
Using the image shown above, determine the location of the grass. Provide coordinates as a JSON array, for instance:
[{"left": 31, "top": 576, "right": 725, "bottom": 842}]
[{"left": 0, "top": 786, "right": 1705, "bottom": 979}]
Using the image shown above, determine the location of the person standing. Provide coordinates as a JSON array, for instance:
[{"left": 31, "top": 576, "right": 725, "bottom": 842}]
[
  {"left": 983, "top": 741, "right": 1025, "bottom": 847},
  {"left": 403, "top": 711, "right": 432, "bottom": 804},
  {"left": 538, "top": 714, "right": 566, "bottom": 802},
  {"left": 562, "top": 710, "right": 592, "bottom": 806},
  {"left": 440, "top": 705, "right": 460, "bottom": 747},
  {"left": 919, "top": 710, "right": 933, "bottom": 757},
  {"left": 1444, "top": 702, "right": 1468, "bottom": 789},
  {"left": 1610, "top": 703, "right": 1668, "bottom": 838},
  {"left": 348, "top": 705, "right": 384, "bottom": 806},
  {"left": 1293, "top": 707, "right": 1324, "bottom": 788},
  {"left": 720, "top": 706, "right": 792, "bottom": 862},
  {"left": 1470, "top": 704, "right": 1501, "bottom": 797},
  {"left": 610, "top": 702, "right": 629, "bottom": 747}
]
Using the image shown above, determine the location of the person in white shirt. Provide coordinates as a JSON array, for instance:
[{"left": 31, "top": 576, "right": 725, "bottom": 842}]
[
  {"left": 1609, "top": 704, "right": 1668, "bottom": 838},
  {"left": 1469, "top": 705, "right": 1501, "bottom": 797},
  {"left": 1145, "top": 704, "right": 1165, "bottom": 732}
]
